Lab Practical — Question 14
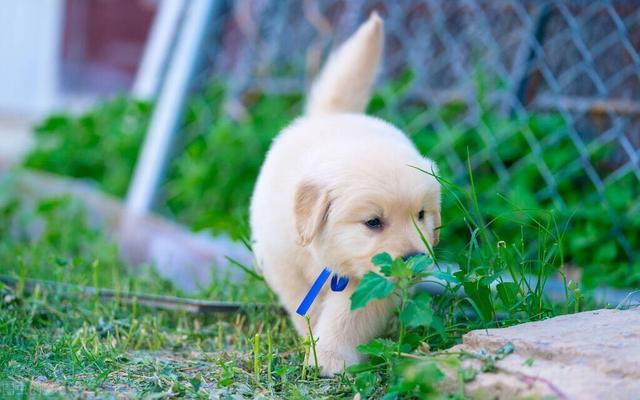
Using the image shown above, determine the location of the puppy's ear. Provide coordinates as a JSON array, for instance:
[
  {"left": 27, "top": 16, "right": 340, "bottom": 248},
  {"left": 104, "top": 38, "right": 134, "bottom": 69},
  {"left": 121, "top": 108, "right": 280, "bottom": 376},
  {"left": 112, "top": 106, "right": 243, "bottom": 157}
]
[{"left": 294, "top": 181, "right": 330, "bottom": 246}]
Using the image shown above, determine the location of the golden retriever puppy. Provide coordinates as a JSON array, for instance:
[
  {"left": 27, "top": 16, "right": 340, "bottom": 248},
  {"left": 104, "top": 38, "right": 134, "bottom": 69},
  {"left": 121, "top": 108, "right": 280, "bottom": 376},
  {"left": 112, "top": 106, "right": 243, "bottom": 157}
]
[{"left": 250, "top": 13, "right": 440, "bottom": 376}]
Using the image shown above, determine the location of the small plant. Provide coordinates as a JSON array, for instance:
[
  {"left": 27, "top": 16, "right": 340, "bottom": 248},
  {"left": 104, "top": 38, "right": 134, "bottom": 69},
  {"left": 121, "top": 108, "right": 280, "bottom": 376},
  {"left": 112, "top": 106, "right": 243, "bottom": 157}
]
[
  {"left": 305, "top": 316, "right": 320, "bottom": 380},
  {"left": 347, "top": 248, "right": 547, "bottom": 398},
  {"left": 343, "top": 162, "right": 573, "bottom": 398},
  {"left": 253, "top": 333, "right": 261, "bottom": 384},
  {"left": 348, "top": 252, "right": 448, "bottom": 398}
]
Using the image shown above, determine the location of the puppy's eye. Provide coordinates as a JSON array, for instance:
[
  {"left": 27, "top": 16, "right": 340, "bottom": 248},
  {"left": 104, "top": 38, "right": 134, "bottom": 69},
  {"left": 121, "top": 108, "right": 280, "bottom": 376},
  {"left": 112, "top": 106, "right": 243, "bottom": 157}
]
[
  {"left": 418, "top": 210, "right": 425, "bottom": 221},
  {"left": 364, "top": 218, "right": 383, "bottom": 230}
]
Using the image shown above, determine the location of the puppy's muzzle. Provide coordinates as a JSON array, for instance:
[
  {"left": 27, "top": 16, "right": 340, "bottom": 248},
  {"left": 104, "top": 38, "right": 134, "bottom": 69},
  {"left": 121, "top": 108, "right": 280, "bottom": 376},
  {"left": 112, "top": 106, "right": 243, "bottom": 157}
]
[{"left": 402, "top": 251, "right": 425, "bottom": 261}]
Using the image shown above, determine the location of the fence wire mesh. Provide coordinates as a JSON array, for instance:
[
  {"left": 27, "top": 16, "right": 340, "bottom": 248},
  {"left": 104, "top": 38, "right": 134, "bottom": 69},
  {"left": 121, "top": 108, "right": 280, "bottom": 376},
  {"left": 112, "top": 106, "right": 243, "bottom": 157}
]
[{"left": 164, "top": 0, "right": 640, "bottom": 286}]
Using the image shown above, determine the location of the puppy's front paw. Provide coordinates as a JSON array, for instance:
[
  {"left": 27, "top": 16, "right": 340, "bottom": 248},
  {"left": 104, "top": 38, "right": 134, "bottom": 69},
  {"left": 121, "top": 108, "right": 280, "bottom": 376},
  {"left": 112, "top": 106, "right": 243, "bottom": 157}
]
[{"left": 313, "top": 348, "right": 361, "bottom": 377}]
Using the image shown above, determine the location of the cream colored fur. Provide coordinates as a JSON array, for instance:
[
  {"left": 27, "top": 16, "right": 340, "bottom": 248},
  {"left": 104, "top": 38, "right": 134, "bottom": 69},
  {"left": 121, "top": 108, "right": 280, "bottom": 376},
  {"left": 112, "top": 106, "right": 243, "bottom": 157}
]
[
  {"left": 250, "top": 13, "right": 441, "bottom": 376},
  {"left": 305, "top": 13, "right": 383, "bottom": 115}
]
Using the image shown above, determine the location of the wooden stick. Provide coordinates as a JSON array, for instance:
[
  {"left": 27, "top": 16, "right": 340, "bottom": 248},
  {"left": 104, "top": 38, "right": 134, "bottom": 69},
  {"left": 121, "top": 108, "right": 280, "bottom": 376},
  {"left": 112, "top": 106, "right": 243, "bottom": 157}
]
[{"left": 0, "top": 275, "right": 282, "bottom": 315}]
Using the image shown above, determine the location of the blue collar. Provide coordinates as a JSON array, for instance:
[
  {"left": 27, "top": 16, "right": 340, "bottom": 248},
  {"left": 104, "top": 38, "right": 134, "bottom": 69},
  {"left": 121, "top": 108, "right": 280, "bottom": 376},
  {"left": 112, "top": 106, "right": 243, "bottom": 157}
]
[{"left": 296, "top": 267, "right": 350, "bottom": 316}]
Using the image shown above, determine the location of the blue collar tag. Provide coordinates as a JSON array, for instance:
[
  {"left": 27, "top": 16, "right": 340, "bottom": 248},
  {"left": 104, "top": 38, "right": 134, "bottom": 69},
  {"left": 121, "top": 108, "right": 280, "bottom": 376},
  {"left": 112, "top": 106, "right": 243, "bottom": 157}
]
[{"left": 296, "top": 267, "right": 350, "bottom": 316}]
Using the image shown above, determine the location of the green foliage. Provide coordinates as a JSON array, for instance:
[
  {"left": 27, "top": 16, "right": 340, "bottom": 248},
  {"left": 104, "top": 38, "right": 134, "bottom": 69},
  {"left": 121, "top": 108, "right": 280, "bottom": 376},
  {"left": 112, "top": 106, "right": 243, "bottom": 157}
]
[
  {"left": 24, "top": 96, "right": 151, "bottom": 197},
  {"left": 344, "top": 250, "right": 474, "bottom": 397},
  {"left": 345, "top": 243, "right": 551, "bottom": 398},
  {"left": 350, "top": 271, "right": 396, "bottom": 310},
  {"left": 22, "top": 72, "right": 638, "bottom": 288},
  {"left": 164, "top": 84, "right": 301, "bottom": 238},
  {"left": 368, "top": 71, "right": 638, "bottom": 288},
  {"left": 399, "top": 292, "right": 434, "bottom": 328},
  {"left": 387, "top": 359, "right": 445, "bottom": 399},
  {"left": 23, "top": 84, "right": 300, "bottom": 240},
  {"left": 344, "top": 160, "right": 579, "bottom": 397},
  {"left": 22, "top": 75, "right": 638, "bottom": 287}
]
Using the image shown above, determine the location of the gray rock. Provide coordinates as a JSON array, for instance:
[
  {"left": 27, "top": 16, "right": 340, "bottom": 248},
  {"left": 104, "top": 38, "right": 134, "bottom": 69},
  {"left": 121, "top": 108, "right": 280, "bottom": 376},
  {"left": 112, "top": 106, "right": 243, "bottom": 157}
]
[
  {"left": 443, "top": 308, "right": 640, "bottom": 399},
  {"left": 2, "top": 169, "right": 254, "bottom": 292}
]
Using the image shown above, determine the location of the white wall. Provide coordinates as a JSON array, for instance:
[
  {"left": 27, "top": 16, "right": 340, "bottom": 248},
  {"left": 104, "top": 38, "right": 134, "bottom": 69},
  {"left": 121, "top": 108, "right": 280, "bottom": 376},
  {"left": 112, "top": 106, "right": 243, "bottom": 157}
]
[{"left": 0, "top": 0, "right": 64, "bottom": 118}]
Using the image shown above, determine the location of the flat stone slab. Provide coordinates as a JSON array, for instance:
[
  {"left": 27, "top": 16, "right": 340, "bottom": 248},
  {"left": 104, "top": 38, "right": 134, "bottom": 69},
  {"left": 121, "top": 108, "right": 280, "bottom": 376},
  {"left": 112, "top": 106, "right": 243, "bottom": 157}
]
[
  {"left": 445, "top": 308, "right": 640, "bottom": 399},
  {"left": 1, "top": 169, "right": 253, "bottom": 292}
]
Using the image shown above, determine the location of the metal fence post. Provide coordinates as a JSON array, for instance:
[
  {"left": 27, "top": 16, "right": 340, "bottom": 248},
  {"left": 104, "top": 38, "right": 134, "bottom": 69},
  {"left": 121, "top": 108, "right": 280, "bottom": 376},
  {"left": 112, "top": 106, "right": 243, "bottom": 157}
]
[
  {"left": 126, "top": 0, "right": 217, "bottom": 215},
  {"left": 132, "top": 0, "right": 187, "bottom": 100},
  {"left": 512, "top": 2, "right": 553, "bottom": 112}
]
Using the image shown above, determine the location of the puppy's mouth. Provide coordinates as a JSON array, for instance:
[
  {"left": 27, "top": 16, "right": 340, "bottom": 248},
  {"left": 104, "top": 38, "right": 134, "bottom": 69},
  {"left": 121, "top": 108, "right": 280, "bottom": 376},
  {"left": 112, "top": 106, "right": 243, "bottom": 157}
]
[
  {"left": 330, "top": 261, "right": 374, "bottom": 280},
  {"left": 333, "top": 251, "right": 426, "bottom": 279}
]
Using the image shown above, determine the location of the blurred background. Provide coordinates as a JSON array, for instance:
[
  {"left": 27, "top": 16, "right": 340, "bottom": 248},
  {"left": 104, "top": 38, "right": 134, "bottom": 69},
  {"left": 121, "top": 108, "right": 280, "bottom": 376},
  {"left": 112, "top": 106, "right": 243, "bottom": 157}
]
[
  {"left": 0, "top": 0, "right": 154, "bottom": 162},
  {"left": 0, "top": 0, "right": 638, "bottom": 291}
]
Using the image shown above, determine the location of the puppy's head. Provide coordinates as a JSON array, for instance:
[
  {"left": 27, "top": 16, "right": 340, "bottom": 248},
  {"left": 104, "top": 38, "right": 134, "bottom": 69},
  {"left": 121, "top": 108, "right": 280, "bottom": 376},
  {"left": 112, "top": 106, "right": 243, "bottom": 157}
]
[{"left": 293, "top": 140, "right": 440, "bottom": 278}]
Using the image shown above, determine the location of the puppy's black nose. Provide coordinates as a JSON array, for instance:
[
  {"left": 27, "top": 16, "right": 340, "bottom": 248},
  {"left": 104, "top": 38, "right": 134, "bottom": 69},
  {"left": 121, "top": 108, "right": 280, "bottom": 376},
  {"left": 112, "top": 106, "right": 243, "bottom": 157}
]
[{"left": 402, "top": 251, "right": 425, "bottom": 261}]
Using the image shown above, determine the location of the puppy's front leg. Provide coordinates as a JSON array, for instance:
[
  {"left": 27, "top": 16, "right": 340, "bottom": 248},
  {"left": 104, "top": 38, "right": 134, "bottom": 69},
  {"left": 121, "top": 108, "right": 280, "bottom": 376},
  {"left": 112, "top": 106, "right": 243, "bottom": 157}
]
[{"left": 311, "top": 286, "right": 393, "bottom": 376}]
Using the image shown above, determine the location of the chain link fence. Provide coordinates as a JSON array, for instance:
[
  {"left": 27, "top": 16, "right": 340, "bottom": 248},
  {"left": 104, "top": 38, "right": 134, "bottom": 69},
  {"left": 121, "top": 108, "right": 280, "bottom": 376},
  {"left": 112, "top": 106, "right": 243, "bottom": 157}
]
[{"left": 161, "top": 0, "right": 639, "bottom": 287}]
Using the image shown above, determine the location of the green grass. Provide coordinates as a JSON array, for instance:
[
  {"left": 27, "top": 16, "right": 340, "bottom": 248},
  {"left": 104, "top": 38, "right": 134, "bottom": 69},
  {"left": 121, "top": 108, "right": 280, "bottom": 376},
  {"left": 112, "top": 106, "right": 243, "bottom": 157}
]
[
  {"left": 0, "top": 162, "right": 588, "bottom": 398},
  {"left": 0, "top": 181, "right": 322, "bottom": 398}
]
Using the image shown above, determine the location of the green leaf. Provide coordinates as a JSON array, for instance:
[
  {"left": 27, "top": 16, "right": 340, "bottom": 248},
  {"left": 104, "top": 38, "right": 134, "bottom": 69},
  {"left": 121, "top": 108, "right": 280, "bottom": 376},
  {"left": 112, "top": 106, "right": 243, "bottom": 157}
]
[
  {"left": 357, "top": 338, "right": 398, "bottom": 358},
  {"left": 372, "top": 252, "right": 393, "bottom": 276},
  {"left": 389, "top": 258, "right": 412, "bottom": 279},
  {"left": 432, "top": 270, "right": 459, "bottom": 284},
  {"left": 345, "top": 360, "right": 382, "bottom": 374},
  {"left": 55, "top": 257, "right": 68, "bottom": 267},
  {"left": 399, "top": 292, "right": 433, "bottom": 328},
  {"left": 190, "top": 375, "right": 202, "bottom": 392},
  {"left": 594, "top": 241, "right": 618, "bottom": 262},
  {"left": 459, "top": 367, "right": 477, "bottom": 382},
  {"left": 496, "top": 282, "right": 519, "bottom": 308},
  {"left": 399, "top": 331, "right": 423, "bottom": 352},
  {"left": 389, "top": 359, "right": 444, "bottom": 396},
  {"left": 354, "top": 371, "right": 378, "bottom": 397},
  {"left": 408, "top": 255, "right": 432, "bottom": 275},
  {"left": 430, "top": 315, "right": 447, "bottom": 340},
  {"left": 351, "top": 272, "right": 396, "bottom": 310},
  {"left": 462, "top": 280, "right": 494, "bottom": 322}
]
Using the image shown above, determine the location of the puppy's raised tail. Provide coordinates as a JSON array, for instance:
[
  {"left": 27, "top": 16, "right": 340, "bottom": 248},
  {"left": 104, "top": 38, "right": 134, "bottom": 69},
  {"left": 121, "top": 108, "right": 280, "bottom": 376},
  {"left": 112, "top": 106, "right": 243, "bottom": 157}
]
[{"left": 305, "top": 12, "right": 383, "bottom": 115}]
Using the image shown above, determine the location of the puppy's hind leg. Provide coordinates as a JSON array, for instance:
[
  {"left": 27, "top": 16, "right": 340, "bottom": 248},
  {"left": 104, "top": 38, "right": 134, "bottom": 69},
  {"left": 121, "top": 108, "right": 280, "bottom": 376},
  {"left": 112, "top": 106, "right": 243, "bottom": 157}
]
[{"left": 310, "top": 285, "right": 393, "bottom": 376}]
